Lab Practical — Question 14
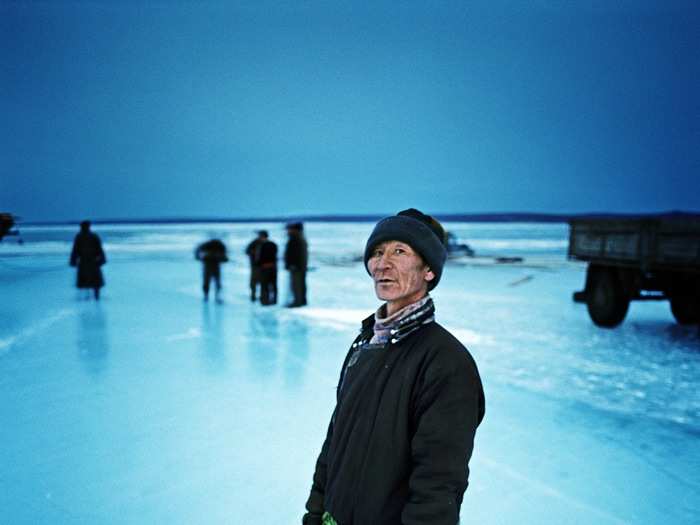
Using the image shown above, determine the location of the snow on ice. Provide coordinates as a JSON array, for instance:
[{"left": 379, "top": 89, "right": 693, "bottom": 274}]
[{"left": 1, "top": 222, "right": 698, "bottom": 523}]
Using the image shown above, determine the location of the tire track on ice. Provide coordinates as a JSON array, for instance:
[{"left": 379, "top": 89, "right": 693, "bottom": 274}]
[{"left": 0, "top": 308, "right": 76, "bottom": 356}]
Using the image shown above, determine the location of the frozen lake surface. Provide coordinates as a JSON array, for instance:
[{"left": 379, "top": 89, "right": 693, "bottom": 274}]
[{"left": 1, "top": 222, "right": 699, "bottom": 523}]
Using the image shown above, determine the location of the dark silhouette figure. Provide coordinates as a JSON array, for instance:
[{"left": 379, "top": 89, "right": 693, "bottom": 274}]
[
  {"left": 245, "top": 231, "right": 265, "bottom": 302},
  {"left": 0, "top": 212, "right": 18, "bottom": 241},
  {"left": 257, "top": 231, "right": 278, "bottom": 305},
  {"left": 284, "top": 222, "right": 308, "bottom": 307},
  {"left": 195, "top": 239, "right": 228, "bottom": 303},
  {"left": 70, "top": 221, "right": 106, "bottom": 300}
]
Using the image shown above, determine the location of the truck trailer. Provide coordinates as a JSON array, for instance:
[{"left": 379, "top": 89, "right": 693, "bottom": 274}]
[{"left": 568, "top": 214, "right": 700, "bottom": 327}]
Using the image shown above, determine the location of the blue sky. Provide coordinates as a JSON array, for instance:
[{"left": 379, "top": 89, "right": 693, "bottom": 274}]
[{"left": 2, "top": 1, "right": 699, "bottom": 222}]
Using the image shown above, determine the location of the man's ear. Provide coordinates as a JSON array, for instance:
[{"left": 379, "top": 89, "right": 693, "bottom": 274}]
[{"left": 424, "top": 267, "right": 435, "bottom": 283}]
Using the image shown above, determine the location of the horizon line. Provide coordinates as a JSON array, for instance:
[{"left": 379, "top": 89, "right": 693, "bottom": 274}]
[{"left": 13, "top": 209, "right": 700, "bottom": 226}]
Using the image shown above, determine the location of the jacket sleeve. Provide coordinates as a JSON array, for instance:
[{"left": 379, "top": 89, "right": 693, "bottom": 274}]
[
  {"left": 284, "top": 241, "right": 292, "bottom": 269},
  {"left": 402, "top": 351, "right": 483, "bottom": 525},
  {"left": 69, "top": 237, "right": 79, "bottom": 266},
  {"left": 303, "top": 415, "right": 334, "bottom": 524},
  {"left": 300, "top": 239, "right": 308, "bottom": 270},
  {"left": 285, "top": 239, "right": 299, "bottom": 269},
  {"left": 303, "top": 340, "right": 360, "bottom": 524}
]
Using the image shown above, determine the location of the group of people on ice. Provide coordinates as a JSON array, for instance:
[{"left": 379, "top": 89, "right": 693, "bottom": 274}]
[
  {"left": 243, "top": 222, "right": 308, "bottom": 307},
  {"left": 194, "top": 221, "right": 308, "bottom": 306},
  {"left": 69, "top": 220, "right": 309, "bottom": 307}
]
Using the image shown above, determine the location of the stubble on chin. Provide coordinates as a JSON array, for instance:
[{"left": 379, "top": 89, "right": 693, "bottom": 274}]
[{"left": 374, "top": 281, "right": 395, "bottom": 302}]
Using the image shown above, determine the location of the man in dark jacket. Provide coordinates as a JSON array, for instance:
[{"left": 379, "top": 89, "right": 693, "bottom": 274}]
[
  {"left": 70, "top": 220, "right": 106, "bottom": 300},
  {"left": 245, "top": 231, "right": 265, "bottom": 302},
  {"left": 257, "top": 231, "right": 278, "bottom": 305},
  {"left": 303, "top": 209, "right": 485, "bottom": 525},
  {"left": 284, "top": 222, "right": 308, "bottom": 307},
  {"left": 195, "top": 238, "right": 228, "bottom": 303}
]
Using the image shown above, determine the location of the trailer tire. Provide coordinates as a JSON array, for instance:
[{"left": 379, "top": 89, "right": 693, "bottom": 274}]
[
  {"left": 670, "top": 296, "right": 699, "bottom": 325},
  {"left": 586, "top": 266, "right": 629, "bottom": 328}
]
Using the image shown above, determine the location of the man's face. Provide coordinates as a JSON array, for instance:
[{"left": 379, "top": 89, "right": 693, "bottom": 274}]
[{"left": 367, "top": 240, "right": 435, "bottom": 315}]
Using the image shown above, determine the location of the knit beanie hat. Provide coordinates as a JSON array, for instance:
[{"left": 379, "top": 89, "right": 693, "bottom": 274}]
[{"left": 364, "top": 208, "right": 447, "bottom": 290}]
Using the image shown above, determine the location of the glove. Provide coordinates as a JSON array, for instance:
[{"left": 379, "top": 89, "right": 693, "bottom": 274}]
[{"left": 302, "top": 511, "right": 323, "bottom": 525}]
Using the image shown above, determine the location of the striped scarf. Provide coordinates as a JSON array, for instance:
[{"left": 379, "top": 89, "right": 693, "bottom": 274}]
[{"left": 370, "top": 295, "right": 434, "bottom": 344}]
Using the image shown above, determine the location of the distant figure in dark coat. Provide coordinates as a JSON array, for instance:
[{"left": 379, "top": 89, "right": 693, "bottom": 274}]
[
  {"left": 70, "top": 220, "right": 106, "bottom": 300},
  {"left": 245, "top": 231, "right": 265, "bottom": 302},
  {"left": 284, "top": 222, "right": 308, "bottom": 307},
  {"left": 257, "top": 231, "right": 278, "bottom": 305},
  {"left": 195, "top": 238, "right": 228, "bottom": 303}
]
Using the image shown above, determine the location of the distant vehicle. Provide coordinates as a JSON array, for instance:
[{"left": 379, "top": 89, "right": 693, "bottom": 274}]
[
  {"left": 446, "top": 231, "right": 475, "bottom": 258},
  {"left": 0, "top": 213, "right": 19, "bottom": 241},
  {"left": 568, "top": 214, "right": 700, "bottom": 327}
]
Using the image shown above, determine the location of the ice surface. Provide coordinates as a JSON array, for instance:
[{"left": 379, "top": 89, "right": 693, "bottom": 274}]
[{"left": 1, "top": 223, "right": 699, "bottom": 523}]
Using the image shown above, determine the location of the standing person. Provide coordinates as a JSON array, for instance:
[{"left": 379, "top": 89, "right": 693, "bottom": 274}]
[
  {"left": 70, "top": 220, "right": 107, "bottom": 300},
  {"left": 302, "top": 209, "right": 485, "bottom": 525},
  {"left": 284, "top": 222, "right": 308, "bottom": 307},
  {"left": 195, "top": 238, "right": 228, "bottom": 303},
  {"left": 257, "top": 231, "right": 278, "bottom": 305},
  {"left": 245, "top": 231, "right": 265, "bottom": 302}
]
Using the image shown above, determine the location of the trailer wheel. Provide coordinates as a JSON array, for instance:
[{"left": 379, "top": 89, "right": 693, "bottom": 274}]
[
  {"left": 670, "top": 296, "right": 699, "bottom": 325},
  {"left": 586, "top": 266, "right": 629, "bottom": 328}
]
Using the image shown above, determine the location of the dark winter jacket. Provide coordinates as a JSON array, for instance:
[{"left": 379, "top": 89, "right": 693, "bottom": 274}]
[
  {"left": 285, "top": 234, "right": 308, "bottom": 271},
  {"left": 196, "top": 239, "right": 228, "bottom": 268},
  {"left": 258, "top": 240, "right": 278, "bottom": 268},
  {"left": 245, "top": 239, "right": 263, "bottom": 266},
  {"left": 304, "top": 312, "right": 485, "bottom": 525},
  {"left": 70, "top": 231, "right": 106, "bottom": 288}
]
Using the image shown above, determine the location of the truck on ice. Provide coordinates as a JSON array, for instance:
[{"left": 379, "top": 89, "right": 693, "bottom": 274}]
[{"left": 568, "top": 214, "right": 700, "bottom": 327}]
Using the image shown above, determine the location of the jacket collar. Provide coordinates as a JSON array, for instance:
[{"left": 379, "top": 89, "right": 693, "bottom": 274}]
[{"left": 359, "top": 297, "right": 435, "bottom": 345}]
